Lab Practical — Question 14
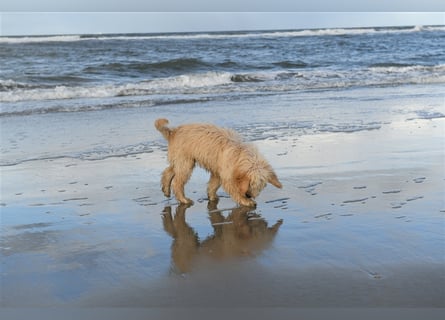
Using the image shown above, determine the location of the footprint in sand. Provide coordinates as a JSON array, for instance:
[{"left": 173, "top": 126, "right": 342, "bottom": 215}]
[
  {"left": 314, "top": 213, "right": 333, "bottom": 220},
  {"left": 342, "top": 197, "right": 369, "bottom": 204},
  {"left": 63, "top": 197, "right": 89, "bottom": 202},
  {"left": 406, "top": 196, "right": 424, "bottom": 202},
  {"left": 265, "top": 197, "right": 290, "bottom": 204},
  {"left": 382, "top": 190, "right": 401, "bottom": 194},
  {"left": 413, "top": 177, "right": 426, "bottom": 184},
  {"left": 298, "top": 182, "right": 322, "bottom": 196}
]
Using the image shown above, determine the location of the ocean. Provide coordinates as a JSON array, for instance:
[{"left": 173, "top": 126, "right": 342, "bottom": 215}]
[{"left": 1, "top": 25, "right": 444, "bottom": 166}]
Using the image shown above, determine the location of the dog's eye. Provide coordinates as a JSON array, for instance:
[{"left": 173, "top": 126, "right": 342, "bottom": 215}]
[{"left": 245, "top": 192, "right": 252, "bottom": 199}]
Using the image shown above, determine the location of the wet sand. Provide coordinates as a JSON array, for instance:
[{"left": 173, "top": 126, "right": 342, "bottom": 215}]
[{"left": 1, "top": 113, "right": 444, "bottom": 311}]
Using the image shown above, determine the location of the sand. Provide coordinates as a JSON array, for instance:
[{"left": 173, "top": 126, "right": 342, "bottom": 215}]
[{"left": 1, "top": 109, "right": 444, "bottom": 312}]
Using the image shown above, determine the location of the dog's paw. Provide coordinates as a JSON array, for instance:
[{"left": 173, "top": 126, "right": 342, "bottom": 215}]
[
  {"left": 178, "top": 197, "right": 194, "bottom": 205},
  {"left": 207, "top": 194, "right": 219, "bottom": 201},
  {"left": 163, "top": 190, "right": 171, "bottom": 198},
  {"left": 239, "top": 198, "right": 257, "bottom": 208},
  {"left": 161, "top": 186, "right": 171, "bottom": 198}
]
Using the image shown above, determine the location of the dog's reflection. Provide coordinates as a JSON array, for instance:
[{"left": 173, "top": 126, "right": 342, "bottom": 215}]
[{"left": 162, "top": 201, "right": 283, "bottom": 273}]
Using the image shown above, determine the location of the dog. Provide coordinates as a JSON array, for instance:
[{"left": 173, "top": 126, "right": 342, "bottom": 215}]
[{"left": 155, "top": 118, "right": 282, "bottom": 206}]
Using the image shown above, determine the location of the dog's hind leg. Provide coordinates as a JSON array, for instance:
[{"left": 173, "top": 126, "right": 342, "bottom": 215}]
[
  {"left": 161, "top": 166, "right": 175, "bottom": 198},
  {"left": 171, "top": 160, "right": 195, "bottom": 204},
  {"left": 207, "top": 172, "right": 221, "bottom": 201}
]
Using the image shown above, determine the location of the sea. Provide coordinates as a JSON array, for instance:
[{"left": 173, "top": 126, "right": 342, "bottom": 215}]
[{"left": 1, "top": 25, "right": 444, "bottom": 166}]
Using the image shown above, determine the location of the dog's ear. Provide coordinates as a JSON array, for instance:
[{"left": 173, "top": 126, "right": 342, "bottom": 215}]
[
  {"left": 235, "top": 170, "right": 250, "bottom": 196},
  {"left": 268, "top": 171, "right": 282, "bottom": 189}
]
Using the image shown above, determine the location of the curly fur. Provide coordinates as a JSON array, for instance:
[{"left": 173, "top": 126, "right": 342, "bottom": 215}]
[{"left": 155, "top": 118, "right": 282, "bottom": 206}]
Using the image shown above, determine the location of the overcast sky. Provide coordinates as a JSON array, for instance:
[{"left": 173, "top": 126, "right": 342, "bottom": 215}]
[{"left": 1, "top": 1, "right": 444, "bottom": 36}]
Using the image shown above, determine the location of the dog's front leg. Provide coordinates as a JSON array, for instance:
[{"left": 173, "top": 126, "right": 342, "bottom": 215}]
[
  {"left": 207, "top": 173, "right": 221, "bottom": 201},
  {"left": 172, "top": 180, "right": 194, "bottom": 204}
]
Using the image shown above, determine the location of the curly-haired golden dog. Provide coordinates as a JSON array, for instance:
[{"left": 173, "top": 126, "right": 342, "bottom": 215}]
[{"left": 155, "top": 118, "right": 282, "bottom": 206}]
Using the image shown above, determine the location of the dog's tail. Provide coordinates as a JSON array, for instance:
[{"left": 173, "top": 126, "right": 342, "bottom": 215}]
[{"left": 155, "top": 118, "right": 172, "bottom": 141}]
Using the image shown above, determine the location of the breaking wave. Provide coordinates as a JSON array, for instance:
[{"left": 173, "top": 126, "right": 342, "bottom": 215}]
[
  {"left": 0, "top": 72, "right": 233, "bottom": 103},
  {"left": 2, "top": 64, "right": 444, "bottom": 104}
]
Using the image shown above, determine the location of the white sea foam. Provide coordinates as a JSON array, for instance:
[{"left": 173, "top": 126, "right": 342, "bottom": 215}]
[
  {"left": 0, "top": 35, "right": 82, "bottom": 44},
  {"left": 368, "top": 64, "right": 445, "bottom": 73},
  {"left": 0, "top": 79, "right": 37, "bottom": 90},
  {"left": 1, "top": 64, "right": 444, "bottom": 104},
  {"left": 0, "top": 72, "right": 234, "bottom": 103}
]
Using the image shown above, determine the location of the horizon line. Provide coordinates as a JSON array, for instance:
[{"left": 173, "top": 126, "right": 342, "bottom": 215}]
[{"left": 1, "top": 23, "right": 443, "bottom": 38}]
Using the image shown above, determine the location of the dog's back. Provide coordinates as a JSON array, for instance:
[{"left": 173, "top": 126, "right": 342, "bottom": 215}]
[{"left": 168, "top": 122, "right": 243, "bottom": 171}]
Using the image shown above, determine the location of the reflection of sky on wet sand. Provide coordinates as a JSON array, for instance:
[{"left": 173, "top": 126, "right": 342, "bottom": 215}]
[{"left": 259, "top": 119, "right": 444, "bottom": 177}]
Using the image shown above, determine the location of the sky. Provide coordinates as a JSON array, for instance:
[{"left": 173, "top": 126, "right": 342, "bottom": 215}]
[{"left": 1, "top": 1, "right": 444, "bottom": 36}]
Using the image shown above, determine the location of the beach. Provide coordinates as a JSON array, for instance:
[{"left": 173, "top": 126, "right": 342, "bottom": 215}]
[
  {"left": 1, "top": 27, "right": 444, "bottom": 314},
  {"left": 1, "top": 87, "right": 444, "bottom": 308}
]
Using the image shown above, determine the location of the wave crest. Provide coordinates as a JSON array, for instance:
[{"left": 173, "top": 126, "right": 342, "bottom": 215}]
[
  {"left": 1, "top": 64, "right": 444, "bottom": 105},
  {"left": 0, "top": 72, "right": 233, "bottom": 103}
]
